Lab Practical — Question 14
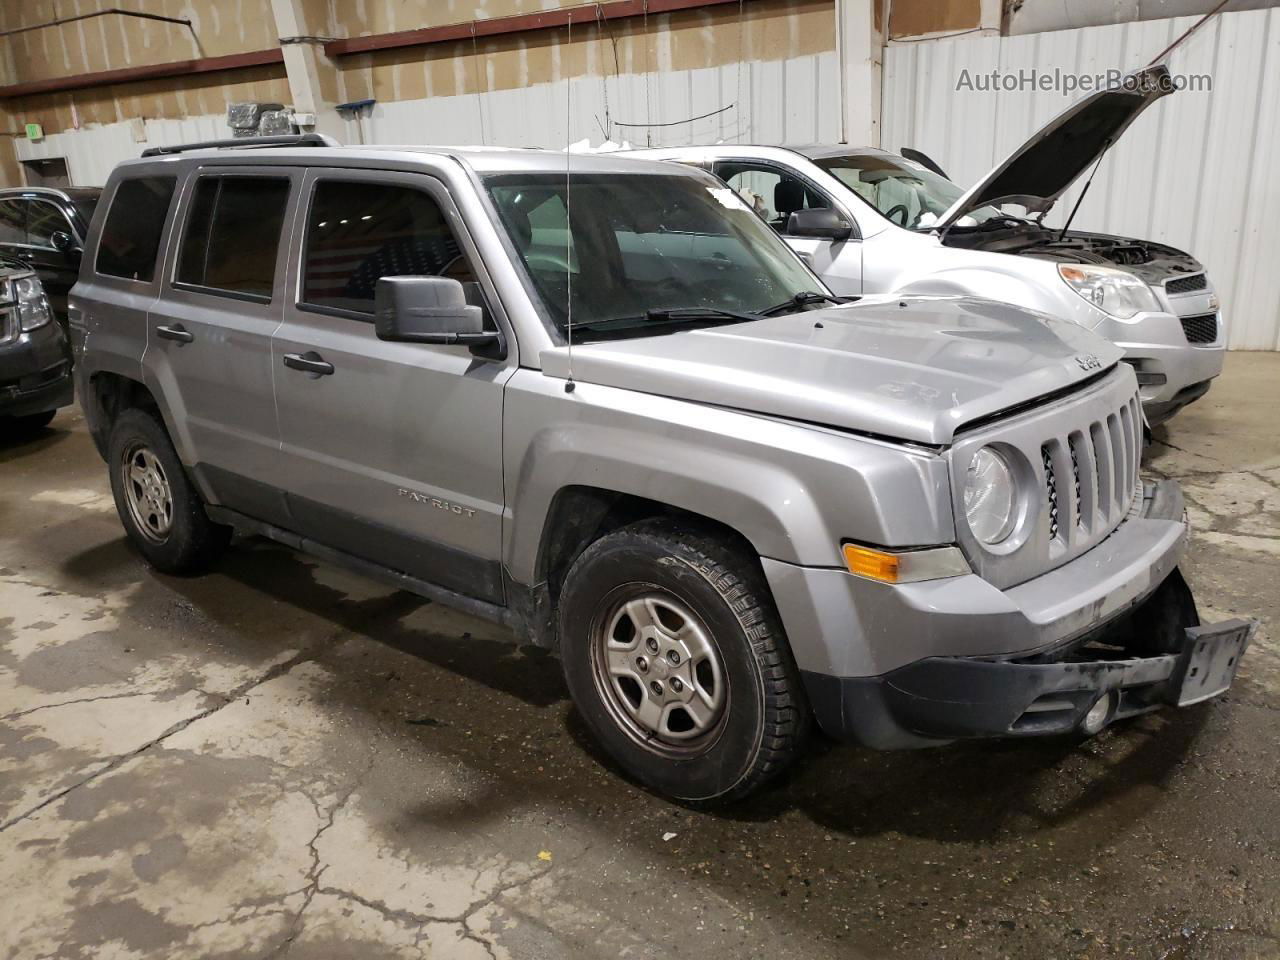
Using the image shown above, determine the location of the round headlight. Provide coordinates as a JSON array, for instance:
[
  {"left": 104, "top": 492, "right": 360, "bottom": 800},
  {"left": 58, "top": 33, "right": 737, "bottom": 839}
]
[{"left": 964, "top": 447, "right": 1017, "bottom": 544}]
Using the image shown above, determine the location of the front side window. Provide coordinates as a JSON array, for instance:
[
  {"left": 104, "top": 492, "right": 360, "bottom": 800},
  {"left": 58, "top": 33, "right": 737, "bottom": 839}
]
[
  {"left": 96, "top": 176, "right": 177, "bottom": 282},
  {"left": 300, "top": 180, "right": 477, "bottom": 316},
  {"left": 177, "top": 176, "right": 290, "bottom": 299},
  {"left": 813, "top": 153, "right": 1003, "bottom": 229},
  {"left": 716, "top": 162, "right": 831, "bottom": 233},
  {"left": 485, "top": 172, "right": 822, "bottom": 339},
  {"left": 27, "top": 200, "right": 75, "bottom": 250}
]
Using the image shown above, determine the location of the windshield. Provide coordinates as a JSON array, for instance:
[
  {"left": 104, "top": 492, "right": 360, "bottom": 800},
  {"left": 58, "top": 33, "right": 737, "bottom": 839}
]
[
  {"left": 484, "top": 172, "right": 823, "bottom": 338},
  {"left": 812, "top": 153, "right": 1006, "bottom": 230}
]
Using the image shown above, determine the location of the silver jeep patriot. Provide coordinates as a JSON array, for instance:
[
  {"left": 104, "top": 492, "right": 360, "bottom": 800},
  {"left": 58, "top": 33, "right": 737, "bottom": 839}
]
[{"left": 71, "top": 136, "right": 1254, "bottom": 803}]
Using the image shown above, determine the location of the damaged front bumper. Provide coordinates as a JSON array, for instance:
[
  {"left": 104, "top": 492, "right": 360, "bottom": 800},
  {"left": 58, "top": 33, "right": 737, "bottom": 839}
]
[
  {"left": 792, "top": 479, "right": 1256, "bottom": 749},
  {"left": 850, "top": 590, "right": 1254, "bottom": 744}
]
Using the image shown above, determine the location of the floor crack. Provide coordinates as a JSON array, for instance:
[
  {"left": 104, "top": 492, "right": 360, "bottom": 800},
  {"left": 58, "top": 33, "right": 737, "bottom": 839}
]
[
  {"left": 3, "top": 689, "right": 175, "bottom": 722},
  {"left": 269, "top": 752, "right": 378, "bottom": 958},
  {"left": 0, "top": 645, "right": 322, "bottom": 834}
]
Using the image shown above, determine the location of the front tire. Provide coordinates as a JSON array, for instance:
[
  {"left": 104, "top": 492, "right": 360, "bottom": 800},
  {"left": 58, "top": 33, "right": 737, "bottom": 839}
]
[
  {"left": 558, "top": 520, "right": 809, "bottom": 803},
  {"left": 107, "top": 408, "right": 230, "bottom": 574}
]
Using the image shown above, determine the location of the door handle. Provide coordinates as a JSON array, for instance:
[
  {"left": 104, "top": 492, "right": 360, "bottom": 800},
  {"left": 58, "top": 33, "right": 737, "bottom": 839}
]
[
  {"left": 156, "top": 323, "right": 194, "bottom": 344},
  {"left": 282, "top": 351, "right": 334, "bottom": 377}
]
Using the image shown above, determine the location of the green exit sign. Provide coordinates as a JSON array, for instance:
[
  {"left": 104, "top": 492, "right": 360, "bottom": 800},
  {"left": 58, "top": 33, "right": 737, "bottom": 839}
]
[{"left": 25, "top": 123, "right": 43, "bottom": 141}]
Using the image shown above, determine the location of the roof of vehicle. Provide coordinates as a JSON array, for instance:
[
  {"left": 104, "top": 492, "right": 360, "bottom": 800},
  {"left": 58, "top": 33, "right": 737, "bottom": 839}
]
[
  {"left": 790, "top": 145, "right": 897, "bottom": 160},
  {"left": 0, "top": 185, "right": 102, "bottom": 202},
  {"left": 623, "top": 144, "right": 897, "bottom": 161},
  {"left": 118, "top": 143, "right": 689, "bottom": 178}
]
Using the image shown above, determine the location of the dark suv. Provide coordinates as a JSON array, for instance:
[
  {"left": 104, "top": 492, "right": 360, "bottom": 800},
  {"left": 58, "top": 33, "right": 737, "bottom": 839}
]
[
  {"left": 0, "top": 186, "right": 101, "bottom": 327},
  {"left": 1, "top": 255, "right": 72, "bottom": 434}
]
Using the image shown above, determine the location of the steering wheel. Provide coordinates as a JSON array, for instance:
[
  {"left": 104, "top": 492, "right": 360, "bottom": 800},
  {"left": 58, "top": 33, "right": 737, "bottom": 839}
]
[{"left": 883, "top": 204, "right": 910, "bottom": 227}]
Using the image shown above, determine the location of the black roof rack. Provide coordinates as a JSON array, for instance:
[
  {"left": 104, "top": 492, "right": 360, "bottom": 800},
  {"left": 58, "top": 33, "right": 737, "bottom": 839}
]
[{"left": 141, "top": 133, "right": 339, "bottom": 158}]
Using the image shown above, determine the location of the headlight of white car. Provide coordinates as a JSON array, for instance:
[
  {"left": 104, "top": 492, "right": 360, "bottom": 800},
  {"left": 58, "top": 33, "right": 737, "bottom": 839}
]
[
  {"left": 7, "top": 274, "right": 53, "bottom": 332},
  {"left": 1058, "top": 264, "right": 1160, "bottom": 319},
  {"left": 964, "top": 446, "right": 1018, "bottom": 545}
]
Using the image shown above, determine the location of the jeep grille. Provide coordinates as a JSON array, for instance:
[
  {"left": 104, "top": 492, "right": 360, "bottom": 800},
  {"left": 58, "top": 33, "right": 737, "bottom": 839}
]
[
  {"left": 1041, "top": 394, "right": 1142, "bottom": 554},
  {"left": 950, "top": 366, "right": 1144, "bottom": 590}
]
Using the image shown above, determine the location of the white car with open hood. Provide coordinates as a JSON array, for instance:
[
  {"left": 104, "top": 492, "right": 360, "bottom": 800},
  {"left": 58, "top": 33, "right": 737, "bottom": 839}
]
[{"left": 629, "top": 64, "right": 1224, "bottom": 425}]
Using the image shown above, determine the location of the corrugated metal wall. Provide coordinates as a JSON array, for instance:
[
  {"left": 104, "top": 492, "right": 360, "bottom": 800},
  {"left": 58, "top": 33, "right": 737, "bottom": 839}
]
[
  {"left": 15, "top": 115, "right": 228, "bottom": 186},
  {"left": 15, "top": 51, "right": 839, "bottom": 183},
  {"left": 359, "top": 52, "right": 840, "bottom": 149},
  {"left": 883, "top": 7, "right": 1280, "bottom": 350}
]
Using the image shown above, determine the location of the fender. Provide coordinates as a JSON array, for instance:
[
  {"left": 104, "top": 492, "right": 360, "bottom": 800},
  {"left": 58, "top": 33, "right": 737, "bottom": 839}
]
[{"left": 500, "top": 372, "right": 953, "bottom": 586}]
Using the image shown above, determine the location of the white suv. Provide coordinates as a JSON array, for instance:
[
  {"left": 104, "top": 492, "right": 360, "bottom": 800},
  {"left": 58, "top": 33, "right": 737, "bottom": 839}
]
[{"left": 630, "top": 65, "right": 1224, "bottom": 424}]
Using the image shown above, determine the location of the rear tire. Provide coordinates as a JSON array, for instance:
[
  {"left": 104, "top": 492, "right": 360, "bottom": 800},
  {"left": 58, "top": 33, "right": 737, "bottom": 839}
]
[
  {"left": 107, "top": 408, "right": 230, "bottom": 574},
  {"left": 558, "top": 519, "right": 809, "bottom": 803}
]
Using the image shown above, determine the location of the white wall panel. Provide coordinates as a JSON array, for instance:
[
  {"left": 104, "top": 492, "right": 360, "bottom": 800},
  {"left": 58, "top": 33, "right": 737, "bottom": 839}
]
[
  {"left": 883, "top": 9, "right": 1280, "bottom": 349},
  {"left": 358, "top": 52, "right": 840, "bottom": 150},
  {"left": 14, "top": 114, "right": 226, "bottom": 187}
]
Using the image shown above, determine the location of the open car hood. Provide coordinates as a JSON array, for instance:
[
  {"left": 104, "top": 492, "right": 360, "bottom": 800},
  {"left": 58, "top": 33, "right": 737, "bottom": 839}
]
[
  {"left": 936, "top": 64, "right": 1174, "bottom": 229},
  {"left": 539, "top": 297, "right": 1123, "bottom": 446}
]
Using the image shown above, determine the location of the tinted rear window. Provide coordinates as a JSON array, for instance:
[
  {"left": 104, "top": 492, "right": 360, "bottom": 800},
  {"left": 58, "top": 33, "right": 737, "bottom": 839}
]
[
  {"left": 177, "top": 176, "right": 290, "bottom": 299},
  {"left": 96, "top": 177, "right": 176, "bottom": 282}
]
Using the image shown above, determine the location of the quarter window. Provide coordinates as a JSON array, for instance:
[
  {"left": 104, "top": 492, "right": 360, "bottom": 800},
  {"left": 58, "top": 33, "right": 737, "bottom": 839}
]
[
  {"left": 96, "top": 176, "right": 177, "bottom": 282},
  {"left": 177, "top": 176, "right": 290, "bottom": 299},
  {"left": 300, "top": 180, "right": 477, "bottom": 316}
]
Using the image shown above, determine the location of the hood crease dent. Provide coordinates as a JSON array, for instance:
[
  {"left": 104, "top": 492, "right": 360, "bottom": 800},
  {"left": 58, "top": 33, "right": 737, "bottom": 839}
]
[{"left": 541, "top": 297, "right": 1124, "bottom": 445}]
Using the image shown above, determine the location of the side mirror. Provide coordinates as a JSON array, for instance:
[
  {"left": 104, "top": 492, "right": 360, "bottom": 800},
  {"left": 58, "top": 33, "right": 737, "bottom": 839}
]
[
  {"left": 374, "top": 276, "right": 500, "bottom": 348},
  {"left": 786, "top": 208, "right": 854, "bottom": 242},
  {"left": 51, "top": 231, "right": 82, "bottom": 259}
]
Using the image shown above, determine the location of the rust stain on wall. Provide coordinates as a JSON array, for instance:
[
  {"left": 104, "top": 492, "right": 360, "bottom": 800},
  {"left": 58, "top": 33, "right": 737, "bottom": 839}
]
[
  {"left": 888, "top": 0, "right": 980, "bottom": 38},
  {"left": 341, "top": 0, "right": 834, "bottom": 104},
  {"left": 1, "top": 0, "right": 837, "bottom": 145}
]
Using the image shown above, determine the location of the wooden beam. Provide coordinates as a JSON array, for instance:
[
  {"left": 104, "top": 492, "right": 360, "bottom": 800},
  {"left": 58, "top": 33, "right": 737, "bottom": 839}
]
[
  {"left": 0, "top": 49, "right": 284, "bottom": 100},
  {"left": 324, "top": 0, "right": 756, "bottom": 57}
]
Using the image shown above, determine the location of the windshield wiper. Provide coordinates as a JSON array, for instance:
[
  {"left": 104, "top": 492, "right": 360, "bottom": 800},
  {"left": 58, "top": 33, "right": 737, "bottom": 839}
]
[
  {"left": 758, "top": 291, "right": 846, "bottom": 317},
  {"left": 565, "top": 306, "right": 761, "bottom": 339},
  {"left": 645, "top": 306, "right": 763, "bottom": 323}
]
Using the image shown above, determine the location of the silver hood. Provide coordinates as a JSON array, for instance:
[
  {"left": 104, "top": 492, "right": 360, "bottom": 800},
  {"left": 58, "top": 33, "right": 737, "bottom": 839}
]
[
  {"left": 540, "top": 296, "right": 1124, "bottom": 445},
  {"left": 937, "top": 64, "right": 1174, "bottom": 229}
]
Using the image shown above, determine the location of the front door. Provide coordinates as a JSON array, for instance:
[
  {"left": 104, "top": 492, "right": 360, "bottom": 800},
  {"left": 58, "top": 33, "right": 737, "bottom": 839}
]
[
  {"left": 270, "top": 169, "right": 514, "bottom": 604},
  {"left": 714, "top": 159, "right": 864, "bottom": 296},
  {"left": 25, "top": 197, "right": 83, "bottom": 324},
  {"left": 144, "top": 168, "right": 297, "bottom": 523}
]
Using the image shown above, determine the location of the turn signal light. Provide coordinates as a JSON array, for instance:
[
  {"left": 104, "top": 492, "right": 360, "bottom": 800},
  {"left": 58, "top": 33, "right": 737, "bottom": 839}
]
[
  {"left": 841, "top": 542, "right": 972, "bottom": 584},
  {"left": 843, "top": 544, "right": 900, "bottom": 583}
]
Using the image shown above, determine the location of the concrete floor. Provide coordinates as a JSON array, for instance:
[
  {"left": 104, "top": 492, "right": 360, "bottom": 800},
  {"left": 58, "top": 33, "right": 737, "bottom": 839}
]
[{"left": 1, "top": 353, "right": 1278, "bottom": 960}]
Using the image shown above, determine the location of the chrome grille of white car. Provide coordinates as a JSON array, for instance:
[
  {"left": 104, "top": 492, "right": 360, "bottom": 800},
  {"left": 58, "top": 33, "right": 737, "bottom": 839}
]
[{"left": 949, "top": 365, "right": 1145, "bottom": 590}]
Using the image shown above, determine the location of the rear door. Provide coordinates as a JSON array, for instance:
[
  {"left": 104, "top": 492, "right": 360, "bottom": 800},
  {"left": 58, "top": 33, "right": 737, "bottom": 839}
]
[
  {"left": 73, "top": 174, "right": 179, "bottom": 411},
  {"left": 270, "top": 169, "right": 514, "bottom": 603},
  {"left": 714, "top": 159, "right": 864, "bottom": 295},
  {"left": 143, "top": 167, "right": 298, "bottom": 524}
]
